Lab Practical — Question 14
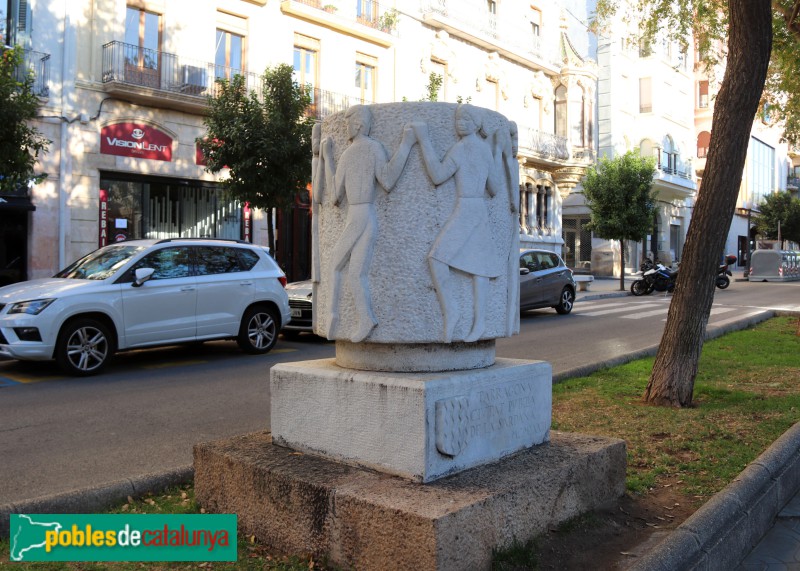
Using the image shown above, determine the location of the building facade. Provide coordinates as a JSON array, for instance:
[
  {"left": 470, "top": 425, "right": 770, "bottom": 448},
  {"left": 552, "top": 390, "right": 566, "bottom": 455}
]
[
  {"left": 4, "top": 0, "right": 597, "bottom": 284},
  {"left": 572, "top": 10, "right": 697, "bottom": 277},
  {"left": 693, "top": 44, "right": 798, "bottom": 270}
]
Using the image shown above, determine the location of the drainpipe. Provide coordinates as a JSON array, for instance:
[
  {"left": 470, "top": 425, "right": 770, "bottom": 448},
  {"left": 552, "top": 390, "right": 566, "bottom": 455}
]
[{"left": 57, "top": 0, "right": 75, "bottom": 268}]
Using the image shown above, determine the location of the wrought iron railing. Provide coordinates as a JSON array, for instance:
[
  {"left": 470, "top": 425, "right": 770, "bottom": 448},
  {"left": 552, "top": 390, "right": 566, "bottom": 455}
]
[
  {"left": 659, "top": 165, "right": 692, "bottom": 180},
  {"left": 101, "top": 41, "right": 263, "bottom": 100},
  {"left": 306, "top": 87, "right": 373, "bottom": 119},
  {"left": 291, "top": 0, "right": 399, "bottom": 34},
  {"left": 4, "top": 47, "right": 50, "bottom": 97},
  {"left": 518, "top": 125, "right": 569, "bottom": 161},
  {"left": 420, "top": 0, "right": 555, "bottom": 65},
  {"left": 788, "top": 176, "right": 799, "bottom": 188}
]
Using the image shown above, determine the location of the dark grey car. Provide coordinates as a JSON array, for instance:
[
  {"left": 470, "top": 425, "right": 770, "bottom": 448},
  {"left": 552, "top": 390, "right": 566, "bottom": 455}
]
[{"left": 519, "top": 249, "right": 576, "bottom": 314}]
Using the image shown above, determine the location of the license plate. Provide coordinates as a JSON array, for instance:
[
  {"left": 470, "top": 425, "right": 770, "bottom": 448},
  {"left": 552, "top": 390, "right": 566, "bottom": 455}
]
[{"left": 291, "top": 308, "right": 303, "bottom": 318}]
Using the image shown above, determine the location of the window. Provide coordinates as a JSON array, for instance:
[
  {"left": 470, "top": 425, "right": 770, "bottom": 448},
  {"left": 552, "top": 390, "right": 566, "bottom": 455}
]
[
  {"left": 638, "top": 38, "right": 653, "bottom": 58},
  {"left": 697, "top": 131, "right": 711, "bottom": 158},
  {"left": 356, "top": 0, "right": 378, "bottom": 26},
  {"left": 639, "top": 77, "right": 652, "bottom": 113},
  {"left": 570, "top": 87, "right": 586, "bottom": 147},
  {"left": 355, "top": 54, "right": 376, "bottom": 103},
  {"left": 747, "top": 137, "right": 775, "bottom": 202},
  {"left": 554, "top": 85, "right": 567, "bottom": 138},
  {"left": 487, "top": 0, "right": 497, "bottom": 14},
  {"left": 698, "top": 80, "right": 709, "bottom": 108},
  {"left": 131, "top": 247, "right": 192, "bottom": 280},
  {"left": 195, "top": 247, "right": 245, "bottom": 275},
  {"left": 293, "top": 34, "right": 319, "bottom": 106},
  {"left": 530, "top": 7, "right": 541, "bottom": 36},
  {"left": 215, "top": 29, "right": 244, "bottom": 79},
  {"left": 125, "top": 6, "right": 161, "bottom": 87},
  {"left": 5, "top": 0, "right": 32, "bottom": 47}
]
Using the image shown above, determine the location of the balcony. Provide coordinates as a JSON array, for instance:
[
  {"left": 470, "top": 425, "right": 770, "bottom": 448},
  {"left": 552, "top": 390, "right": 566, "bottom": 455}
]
[
  {"left": 3, "top": 47, "right": 50, "bottom": 98},
  {"left": 280, "top": 0, "right": 397, "bottom": 47},
  {"left": 420, "top": 0, "right": 560, "bottom": 71},
  {"left": 517, "top": 125, "right": 569, "bottom": 162},
  {"left": 788, "top": 176, "right": 799, "bottom": 190},
  {"left": 306, "top": 87, "right": 373, "bottom": 120},
  {"left": 101, "top": 41, "right": 263, "bottom": 114}
]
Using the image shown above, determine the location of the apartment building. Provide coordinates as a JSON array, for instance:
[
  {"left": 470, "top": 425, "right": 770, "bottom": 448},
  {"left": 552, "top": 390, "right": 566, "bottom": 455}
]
[
  {"left": 694, "top": 48, "right": 797, "bottom": 269},
  {"left": 4, "top": 0, "right": 597, "bottom": 283},
  {"left": 575, "top": 13, "right": 697, "bottom": 277}
]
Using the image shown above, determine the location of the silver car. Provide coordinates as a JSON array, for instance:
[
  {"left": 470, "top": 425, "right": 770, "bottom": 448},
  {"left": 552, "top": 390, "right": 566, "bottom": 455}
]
[
  {"left": 519, "top": 249, "right": 576, "bottom": 314},
  {"left": 283, "top": 279, "right": 314, "bottom": 337}
]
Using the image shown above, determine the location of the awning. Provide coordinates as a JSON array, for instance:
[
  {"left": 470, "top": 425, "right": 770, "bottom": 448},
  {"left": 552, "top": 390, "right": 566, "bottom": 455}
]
[{"left": 0, "top": 196, "right": 36, "bottom": 211}]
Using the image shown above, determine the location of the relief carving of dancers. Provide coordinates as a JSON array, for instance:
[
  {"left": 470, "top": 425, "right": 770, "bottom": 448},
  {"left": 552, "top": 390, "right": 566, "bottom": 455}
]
[
  {"left": 321, "top": 105, "right": 417, "bottom": 342},
  {"left": 412, "top": 105, "right": 518, "bottom": 343}
]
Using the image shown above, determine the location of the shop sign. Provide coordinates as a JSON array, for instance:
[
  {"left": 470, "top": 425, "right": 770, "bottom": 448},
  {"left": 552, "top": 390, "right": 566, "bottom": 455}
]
[
  {"left": 101, "top": 123, "right": 173, "bottom": 162},
  {"left": 99, "top": 189, "right": 109, "bottom": 247},
  {"left": 242, "top": 203, "right": 252, "bottom": 243}
]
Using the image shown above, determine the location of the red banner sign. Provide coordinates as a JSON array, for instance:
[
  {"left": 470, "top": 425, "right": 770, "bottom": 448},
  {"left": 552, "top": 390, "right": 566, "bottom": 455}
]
[
  {"left": 100, "top": 123, "right": 173, "bottom": 162},
  {"left": 242, "top": 203, "right": 252, "bottom": 243},
  {"left": 99, "top": 189, "right": 108, "bottom": 247}
]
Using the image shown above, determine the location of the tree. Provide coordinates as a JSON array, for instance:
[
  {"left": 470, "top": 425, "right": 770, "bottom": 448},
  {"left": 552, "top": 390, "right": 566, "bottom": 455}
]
[
  {"left": 595, "top": 0, "right": 784, "bottom": 407},
  {"left": 0, "top": 45, "right": 50, "bottom": 195},
  {"left": 197, "top": 64, "right": 314, "bottom": 253},
  {"left": 582, "top": 150, "right": 658, "bottom": 291},
  {"left": 754, "top": 191, "right": 800, "bottom": 246}
]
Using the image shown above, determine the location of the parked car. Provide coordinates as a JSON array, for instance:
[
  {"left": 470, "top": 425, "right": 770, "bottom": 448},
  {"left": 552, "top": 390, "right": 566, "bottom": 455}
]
[
  {"left": 519, "top": 249, "right": 576, "bottom": 314},
  {"left": 283, "top": 279, "right": 314, "bottom": 337},
  {"left": 0, "top": 238, "right": 290, "bottom": 376}
]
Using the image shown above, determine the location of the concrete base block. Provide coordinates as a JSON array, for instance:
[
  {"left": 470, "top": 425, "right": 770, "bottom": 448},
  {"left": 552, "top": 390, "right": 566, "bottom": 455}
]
[
  {"left": 194, "top": 431, "right": 626, "bottom": 571},
  {"left": 271, "top": 358, "right": 552, "bottom": 482}
]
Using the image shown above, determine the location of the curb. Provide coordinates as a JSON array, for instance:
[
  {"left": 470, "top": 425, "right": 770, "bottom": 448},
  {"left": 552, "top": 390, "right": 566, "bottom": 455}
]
[
  {"left": 0, "top": 465, "right": 193, "bottom": 537},
  {"left": 628, "top": 422, "right": 800, "bottom": 571}
]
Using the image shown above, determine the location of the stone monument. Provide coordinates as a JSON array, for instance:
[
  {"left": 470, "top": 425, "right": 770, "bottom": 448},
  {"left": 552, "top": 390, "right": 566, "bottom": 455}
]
[{"left": 194, "top": 102, "right": 626, "bottom": 570}]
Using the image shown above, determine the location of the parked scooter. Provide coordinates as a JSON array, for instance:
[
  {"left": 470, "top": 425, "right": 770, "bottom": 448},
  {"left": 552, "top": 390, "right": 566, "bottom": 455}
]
[
  {"left": 716, "top": 254, "right": 737, "bottom": 289},
  {"left": 630, "top": 258, "right": 678, "bottom": 296}
]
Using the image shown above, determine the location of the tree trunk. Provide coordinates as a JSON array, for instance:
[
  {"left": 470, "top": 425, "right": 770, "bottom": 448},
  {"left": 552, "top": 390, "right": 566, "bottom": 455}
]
[
  {"left": 643, "top": 0, "right": 772, "bottom": 407},
  {"left": 620, "top": 240, "right": 625, "bottom": 291},
  {"left": 267, "top": 208, "right": 276, "bottom": 257}
]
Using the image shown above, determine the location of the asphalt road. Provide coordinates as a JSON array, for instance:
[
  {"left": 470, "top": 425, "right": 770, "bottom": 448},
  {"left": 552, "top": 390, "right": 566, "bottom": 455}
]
[{"left": 1, "top": 280, "right": 799, "bottom": 506}]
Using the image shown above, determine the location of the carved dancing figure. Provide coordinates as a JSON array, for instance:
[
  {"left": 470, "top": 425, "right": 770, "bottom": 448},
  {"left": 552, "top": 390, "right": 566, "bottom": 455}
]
[
  {"left": 413, "top": 105, "right": 516, "bottom": 342},
  {"left": 311, "top": 123, "right": 324, "bottom": 284},
  {"left": 495, "top": 120, "right": 521, "bottom": 336},
  {"left": 321, "top": 105, "right": 417, "bottom": 342}
]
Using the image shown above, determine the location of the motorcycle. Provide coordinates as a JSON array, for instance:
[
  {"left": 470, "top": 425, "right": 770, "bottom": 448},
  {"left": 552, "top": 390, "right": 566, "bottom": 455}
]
[
  {"left": 630, "top": 258, "right": 678, "bottom": 296},
  {"left": 716, "top": 254, "right": 737, "bottom": 289}
]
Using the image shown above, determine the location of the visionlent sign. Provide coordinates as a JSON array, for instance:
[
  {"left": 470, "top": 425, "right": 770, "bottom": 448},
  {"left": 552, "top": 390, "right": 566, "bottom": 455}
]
[{"left": 100, "top": 123, "right": 173, "bottom": 162}]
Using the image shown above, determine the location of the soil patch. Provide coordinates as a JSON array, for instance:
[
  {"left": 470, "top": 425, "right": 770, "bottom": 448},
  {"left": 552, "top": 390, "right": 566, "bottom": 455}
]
[{"left": 533, "top": 478, "right": 700, "bottom": 570}]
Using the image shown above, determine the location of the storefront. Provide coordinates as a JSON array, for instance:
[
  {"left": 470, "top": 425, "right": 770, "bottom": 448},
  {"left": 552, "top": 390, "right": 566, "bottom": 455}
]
[
  {"left": 98, "top": 173, "right": 244, "bottom": 245},
  {"left": 0, "top": 194, "right": 34, "bottom": 286}
]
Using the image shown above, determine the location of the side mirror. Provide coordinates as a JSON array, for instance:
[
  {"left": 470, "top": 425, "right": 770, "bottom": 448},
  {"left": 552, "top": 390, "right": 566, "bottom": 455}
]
[
  {"left": 519, "top": 267, "right": 530, "bottom": 276},
  {"left": 133, "top": 267, "right": 155, "bottom": 287}
]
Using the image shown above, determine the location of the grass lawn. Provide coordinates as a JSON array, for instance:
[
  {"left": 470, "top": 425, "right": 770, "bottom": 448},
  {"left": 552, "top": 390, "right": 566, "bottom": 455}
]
[{"left": 3, "top": 317, "right": 799, "bottom": 570}]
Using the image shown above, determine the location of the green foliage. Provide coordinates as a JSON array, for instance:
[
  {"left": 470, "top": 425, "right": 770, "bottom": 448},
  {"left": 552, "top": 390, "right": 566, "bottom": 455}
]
[
  {"left": 754, "top": 190, "right": 800, "bottom": 244},
  {"left": 378, "top": 7, "right": 399, "bottom": 32},
  {"left": 0, "top": 45, "right": 50, "bottom": 194},
  {"left": 198, "top": 64, "right": 314, "bottom": 214},
  {"left": 582, "top": 150, "right": 658, "bottom": 242},
  {"left": 594, "top": 0, "right": 800, "bottom": 145},
  {"left": 423, "top": 72, "right": 443, "bottom": 102}
]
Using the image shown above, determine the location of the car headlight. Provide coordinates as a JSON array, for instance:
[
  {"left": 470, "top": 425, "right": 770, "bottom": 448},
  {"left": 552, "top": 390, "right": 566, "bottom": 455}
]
[{"left": 8, "top": 299, "right": 56, "bottom": 315}]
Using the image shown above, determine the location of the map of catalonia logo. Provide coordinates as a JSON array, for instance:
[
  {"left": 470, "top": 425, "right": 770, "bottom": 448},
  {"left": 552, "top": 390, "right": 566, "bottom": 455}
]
[{"left": 10, "top": 514, "right": 237, "bottom": 562}]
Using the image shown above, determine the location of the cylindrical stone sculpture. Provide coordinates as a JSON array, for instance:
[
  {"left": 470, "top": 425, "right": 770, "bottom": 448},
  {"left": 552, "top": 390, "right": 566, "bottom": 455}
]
[{"left": 313, "top": 102, "right": 520, "bottom": 372}]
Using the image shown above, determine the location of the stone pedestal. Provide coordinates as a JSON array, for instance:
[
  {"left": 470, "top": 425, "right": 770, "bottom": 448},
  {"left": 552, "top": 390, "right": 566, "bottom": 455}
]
[
  {"left": 271, "top": 358, "right": 551, "bottom": 483},
  {"left": 194, "top": 431, "right": 626, "bottom": 571}
]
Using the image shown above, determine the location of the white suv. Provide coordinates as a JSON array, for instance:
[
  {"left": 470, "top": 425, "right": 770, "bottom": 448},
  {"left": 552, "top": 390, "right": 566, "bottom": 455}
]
[{"left": 0, "top": 239, "right": 290, "bottom": 376}]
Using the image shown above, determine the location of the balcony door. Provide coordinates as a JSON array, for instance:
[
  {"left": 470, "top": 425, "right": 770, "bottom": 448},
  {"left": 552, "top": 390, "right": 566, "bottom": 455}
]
[
  {"left": 215, "top": 29, "right": 243, "bottom": 81},
  {"left": 124, "top": 6, "right": 161, "bottom": 88}
]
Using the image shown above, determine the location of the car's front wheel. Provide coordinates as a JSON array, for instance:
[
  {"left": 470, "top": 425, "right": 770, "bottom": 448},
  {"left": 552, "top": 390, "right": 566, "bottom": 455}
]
[
  {"left": 237, "top": 305, "right": 279, "bottom": 354},
  {"left": 55, "top": 318, "right": 114, "bottom": 376},
  {"left": 554, "top": 287, "right": 575, "bottom": 315}
]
